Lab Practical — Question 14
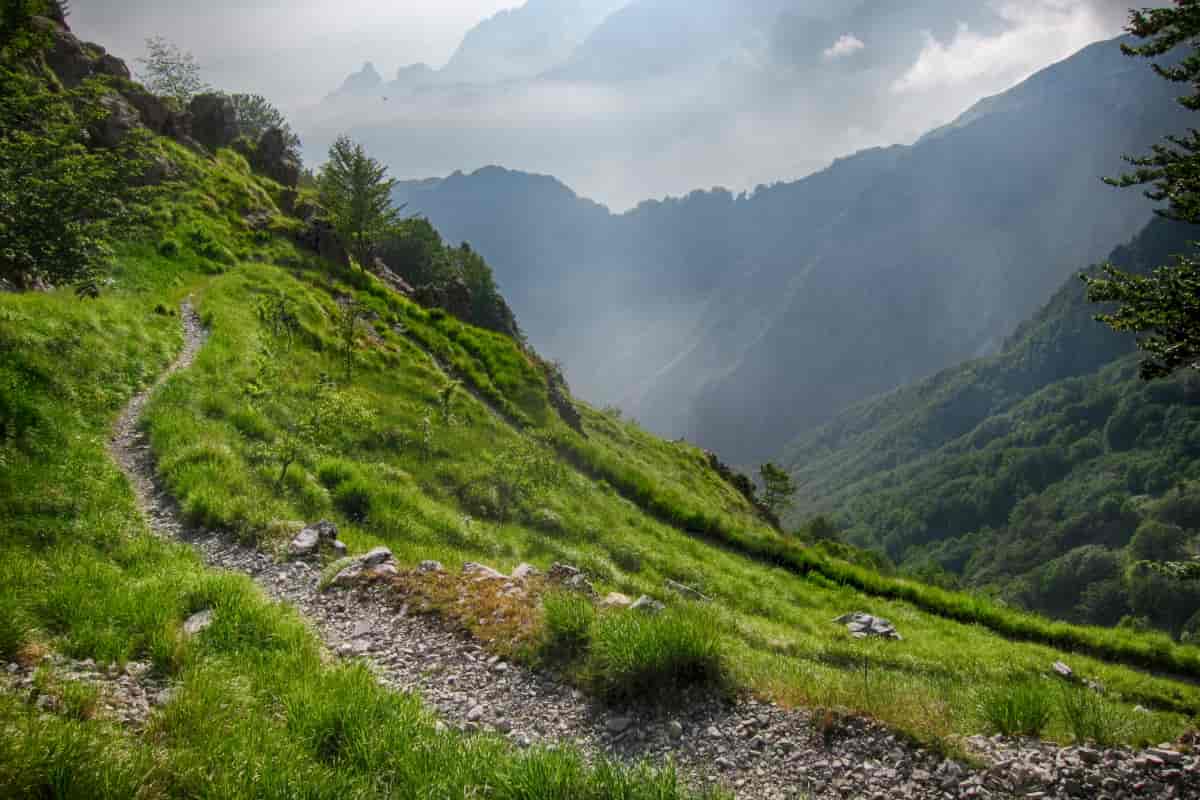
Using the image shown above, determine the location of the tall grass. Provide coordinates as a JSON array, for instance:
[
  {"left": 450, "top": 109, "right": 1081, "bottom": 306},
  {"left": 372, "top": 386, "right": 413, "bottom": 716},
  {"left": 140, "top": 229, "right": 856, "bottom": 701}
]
[
  {"left": 1059, "top": 687, "right": 1131, "bottom": 746},
  {"left": 539, "top": 592, "right": 595, "bottom": 664},
  {"left": 586, "top": 606, "right": 727, "bottom": 706},
  {"left": 976, "top": 679, "right": 1055, "bottom": 737}
]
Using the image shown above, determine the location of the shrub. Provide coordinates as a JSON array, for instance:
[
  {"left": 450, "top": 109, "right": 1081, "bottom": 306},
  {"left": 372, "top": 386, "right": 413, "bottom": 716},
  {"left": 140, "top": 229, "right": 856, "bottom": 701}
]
[
  {"left": 333, "top": 478, "right": 373, "bottom": 522},
  {"left": 157, "top": 238, "right": 182, "bottom": 258},
  {"left": 976, "top": 679, "right": 1054, "bottom": 737},
  {"left": 317, "top": 459, "right": 358, "bottom": 490},
  {"left": 539, "top": 592, "right": 595, "bottom": 663},
  {"left": 586, "top": 605, "right": 725, "bottom": 705},
  {"left": 610, "top": 544, "right": 643, "bottom": 574},
  {"left": 1059, "top": 687, "right": 1130, "bottom": 746}
]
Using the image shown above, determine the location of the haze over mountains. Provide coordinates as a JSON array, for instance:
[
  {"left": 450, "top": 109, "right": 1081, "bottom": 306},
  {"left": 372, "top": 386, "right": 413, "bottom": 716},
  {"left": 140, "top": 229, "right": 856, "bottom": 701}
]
[
  {"left": 306, "top": 0, "right": 1131, "bottom": 209},
  {"left": 392, "top": 34, "right": 1188, "bottom": 462}
]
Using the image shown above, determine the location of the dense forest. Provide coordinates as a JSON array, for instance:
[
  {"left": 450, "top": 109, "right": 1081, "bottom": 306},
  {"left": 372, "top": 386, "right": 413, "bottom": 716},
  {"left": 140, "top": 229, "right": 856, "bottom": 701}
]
[{"left": 783, "top": 218, "right": 1200, "bottom": 636}]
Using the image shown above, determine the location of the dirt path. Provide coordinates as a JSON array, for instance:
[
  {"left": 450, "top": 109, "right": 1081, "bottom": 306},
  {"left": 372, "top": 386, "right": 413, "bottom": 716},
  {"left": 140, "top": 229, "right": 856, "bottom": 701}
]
[{"left": 105, "top": 302, "right": 1199, "bottom": 800}]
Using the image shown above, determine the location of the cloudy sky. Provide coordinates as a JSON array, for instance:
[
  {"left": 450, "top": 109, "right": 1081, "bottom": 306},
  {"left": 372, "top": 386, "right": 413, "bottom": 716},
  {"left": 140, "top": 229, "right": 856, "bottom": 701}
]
[{"left": 72, "top": 1, "right": 1141, "bottom": 209}]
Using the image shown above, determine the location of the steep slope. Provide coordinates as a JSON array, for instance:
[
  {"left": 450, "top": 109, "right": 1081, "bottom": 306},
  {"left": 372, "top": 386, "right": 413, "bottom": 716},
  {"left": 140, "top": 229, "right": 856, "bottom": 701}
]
[
  {"left": 394, "top": 36, "right": 1189, "bottom": 461},
  {"left": 779, "top": 216, "right": 1200, "bottom": 632}
]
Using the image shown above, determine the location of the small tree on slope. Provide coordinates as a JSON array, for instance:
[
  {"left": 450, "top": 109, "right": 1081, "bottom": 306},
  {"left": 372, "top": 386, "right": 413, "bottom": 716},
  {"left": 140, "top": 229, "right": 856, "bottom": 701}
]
[{"left": 317, "top": 135, "right": 401, "bottom": 268}]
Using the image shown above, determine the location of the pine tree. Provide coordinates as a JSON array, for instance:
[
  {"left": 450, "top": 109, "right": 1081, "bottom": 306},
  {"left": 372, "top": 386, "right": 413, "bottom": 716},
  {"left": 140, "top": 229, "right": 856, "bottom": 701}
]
[
  {"left": 317, "top": 135, "right": 401, "bottom": 267},
  {"left": 1085, "top": 1, "right": 1200, "bottom": 379}
]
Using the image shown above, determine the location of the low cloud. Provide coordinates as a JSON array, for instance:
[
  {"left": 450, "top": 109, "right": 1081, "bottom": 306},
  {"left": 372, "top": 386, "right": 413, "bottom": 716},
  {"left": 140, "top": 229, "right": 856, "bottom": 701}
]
[
  {"left": 892, "top": 1, "right": 1114, "bottom": 94},
  {"left": 823, "top": 34, "right": 865, "bottom": 60}
]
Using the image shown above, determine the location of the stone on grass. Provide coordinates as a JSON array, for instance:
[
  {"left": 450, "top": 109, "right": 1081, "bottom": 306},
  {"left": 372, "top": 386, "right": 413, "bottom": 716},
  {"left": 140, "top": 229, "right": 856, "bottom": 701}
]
[
  {"left": 602, "top": 592, "right": 633, "bottom": 609},
  {"left": 183, "top": 609, "right": 213, "bottom": 637},
  {"left": 665, "top": 578, "right": 711, "bottom": 602},
  {"left": 511, "top": 563, "right": 540, "bottom": 581},
  {"left": 330, "top": 547, "right": 398, "bottom": 588},
  {"left": 1052, "top": 661, "right": 1074, "bottom": 681},
  {"left": 417, "top": 560, "right": 445, "bottom": 574},
  {"left": 631, "top": 596, "right": 665, "bottom": 615},
  {"left": 833, "top": 612, "right": 902, "bottom": 641},
  {"left": 463, "top": 562, "right": 507, "bottom": 581},
  {"left": 289, "top": 520, "right": 339, "bottom": 558}
]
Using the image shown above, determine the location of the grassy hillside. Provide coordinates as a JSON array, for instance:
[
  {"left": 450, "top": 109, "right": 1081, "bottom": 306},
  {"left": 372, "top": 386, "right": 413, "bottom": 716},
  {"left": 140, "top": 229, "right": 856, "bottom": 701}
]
[
  {"left": 4, "top": 11, "right": 1200, "bottom": 796},
  {"left": 780, "top": 217, "right": 1200, "bottom": 634}
]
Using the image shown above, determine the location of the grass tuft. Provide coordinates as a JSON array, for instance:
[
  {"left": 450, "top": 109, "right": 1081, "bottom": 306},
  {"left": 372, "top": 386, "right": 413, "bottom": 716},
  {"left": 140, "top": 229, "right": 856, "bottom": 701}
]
[
  {"left": 976, "top": 679, "right": 1055, "bottom": 737},
  {"left": 586, "top": 605, "right": 726, "bottom": 706},
  {"left": 539, "top": 592, "right": 595, "bottom": 664}
]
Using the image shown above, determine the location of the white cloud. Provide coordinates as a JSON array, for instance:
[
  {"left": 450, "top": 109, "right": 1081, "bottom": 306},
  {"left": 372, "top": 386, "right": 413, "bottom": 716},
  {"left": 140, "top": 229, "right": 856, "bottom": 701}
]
[
  {"left": 823, "top": 33, "right": 865, "bottom": 60},
  {"left": 891, "top": 1, "right": 1112, "bottom": 94}
]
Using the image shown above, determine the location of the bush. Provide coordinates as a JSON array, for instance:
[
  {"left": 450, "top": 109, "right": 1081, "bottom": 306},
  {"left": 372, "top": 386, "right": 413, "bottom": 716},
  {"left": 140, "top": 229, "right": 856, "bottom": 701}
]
[
  {"left": 586, "top": 606, "right": 725, "bottom": 705},
  {"left": 1059, "top": 687, "right": 1130, "bottom": 746},
  {"left": 539, "top": 592, "right": 595, "bottom": 663},
  {"left": 610, "top": 544, "right": 643, "bottom": 574},
  {"left": 317, "top": 459, "right": 358, "bottom": 490},
  {"left": 976, "top": 679, "right": 1054, "bottom": 737},
  {"left": 333, "top": 478, "right": 373, "bottom": 522},
  {"left": 157, "top": 238, "right": 182, "bottom": 258}
]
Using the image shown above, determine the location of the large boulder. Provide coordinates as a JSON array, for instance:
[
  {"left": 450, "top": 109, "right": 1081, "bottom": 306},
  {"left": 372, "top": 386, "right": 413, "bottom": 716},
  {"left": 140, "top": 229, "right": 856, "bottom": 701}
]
[
  {"left": 251, "top": 128, "right": 301, "bottom": 188},
  {"left": 37, "top": 18, "right": 131, "bottom": 88},
  {"left": 188, "top": 93, "right": 240, "bottom": 152},
  {"left": 90, "top": 94, "right": 139, "bottom": 148}
]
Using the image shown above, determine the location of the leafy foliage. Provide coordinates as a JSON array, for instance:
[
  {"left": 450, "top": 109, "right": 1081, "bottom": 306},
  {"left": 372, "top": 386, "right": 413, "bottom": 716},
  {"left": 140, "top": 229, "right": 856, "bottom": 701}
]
[
  {"left": 1086, "top": 258, "right": 1200, "bottom": 379},
  {"left": 318, "top": 135, "right": 401, "bottom": 267},
  {"left": 0, "top": 54, "right": 147, "bottom": 289},
  {"left": 759, "top": 462, "right": 796, "bottom": 517},
  {"left": 137, "top": 35, "right": 208, "bottom": 106},
  {"left": 229, "top": 92, "right": 300, "bottom": 153},
  {"left": 1086, "top": 1, "right": 1200, "bottom": 379}
]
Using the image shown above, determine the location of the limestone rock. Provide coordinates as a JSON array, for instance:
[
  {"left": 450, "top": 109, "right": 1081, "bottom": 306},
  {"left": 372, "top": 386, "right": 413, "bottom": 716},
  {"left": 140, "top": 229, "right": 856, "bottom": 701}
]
[
  {"left": 665, "top": 578, "right": 711, "bottom": 603},
  {"left": 417, "top": 560, "right": 445, "bottom": 574},
  {"left": 188, "top": 93, "right": 240, "bottom": 152},
  {"left": 289, "top": 521, "right": 339, "bottom": 558},
  {"left": 183, "top": 609, "right": 214, "bottom": 637},
  {"left": 1052, "top": 661, "right": 1075, "bottom": 681},
  {"left": 631, "top": 595, "right": 665, "bottom": 614},
  {"left": 834, "top": 612, "right": 902, "bottom": 641},
  {"left": 511, "top": 563, "right": 540, "bottom": 582},
  {"left": 463, "top": 562, "right": 507, "bottom": 581},
  {"left": 330, "top": 547, "right": 398, "bottom": 588},
  {"left": 90, "top": 94, "right": 139, "bottom": 148},
  {"left": 602, "top": 592, "right": 633, "bottom": 609},
  {"left": 250, "top": 127, "right": 301, "bottom": 188}
]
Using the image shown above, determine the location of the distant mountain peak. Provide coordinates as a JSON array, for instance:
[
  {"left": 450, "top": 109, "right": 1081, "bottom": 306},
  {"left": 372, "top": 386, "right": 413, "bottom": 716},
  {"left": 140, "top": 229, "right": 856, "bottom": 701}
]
[{"left": 329, "top": 61, "right": 384, "bottom": 99}]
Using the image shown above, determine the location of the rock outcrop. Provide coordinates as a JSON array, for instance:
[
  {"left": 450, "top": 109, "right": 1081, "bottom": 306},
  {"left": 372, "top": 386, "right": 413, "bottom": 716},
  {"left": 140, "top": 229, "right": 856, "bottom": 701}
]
[
  {"left": 90, "top": 94, "right": 139, "bottom": 148},
  {"left": 329, "top": 547, "right": 399, "bottom": 587},
  {"left": 414, "top": 277, "right": 472, "bottom": 320},
  {"left": 250, "top": 127, "right": 301, "bottom": 188},
  {"left": 188, "top": 93, "right": 240, "bottom": 153}
]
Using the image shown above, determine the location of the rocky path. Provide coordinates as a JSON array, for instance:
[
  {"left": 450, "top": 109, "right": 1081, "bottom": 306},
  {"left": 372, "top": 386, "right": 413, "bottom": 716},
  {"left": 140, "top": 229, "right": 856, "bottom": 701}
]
[{"left": 96, "top": 303, "right": 1200, "bottom": 800}]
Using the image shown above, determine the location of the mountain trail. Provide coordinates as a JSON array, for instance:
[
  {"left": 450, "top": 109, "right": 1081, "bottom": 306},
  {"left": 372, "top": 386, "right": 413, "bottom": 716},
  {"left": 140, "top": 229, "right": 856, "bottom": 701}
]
[{"left": 103, "top": 302, "right": 1200, "bottom": 800}]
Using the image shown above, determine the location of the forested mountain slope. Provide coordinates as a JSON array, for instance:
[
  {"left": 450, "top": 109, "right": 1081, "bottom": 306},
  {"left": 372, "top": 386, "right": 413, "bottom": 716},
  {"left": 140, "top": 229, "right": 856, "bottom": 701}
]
[
  {"left": 394, "top": 36, "right": 1190, "bottom": 462},
  {"left": 781, "top": 217, "right": 1200, "bottom": 634}
]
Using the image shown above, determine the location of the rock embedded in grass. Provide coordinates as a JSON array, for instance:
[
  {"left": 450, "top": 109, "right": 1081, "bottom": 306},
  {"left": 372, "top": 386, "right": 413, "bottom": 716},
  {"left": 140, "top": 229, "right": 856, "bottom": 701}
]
[
  {"left": 631, "top": 595, "right": 666, "bottom": 614},
  {"left": 463, "top": 562, "right": 507, "bottom": 581},
  {"left": 330, "top": 547, "right": 399, "bottom": 587},
  {"left": 665, "top": 579, "right": 710, "bottom": 602},
  {"left": 183, "top": 609, "right": 213, "bottom": 637},
  {"left": 288, "top": 520, "right": 342, "bottom": 558},
  {"left": 511, "top": 563, "right": 540, "bottom": 581},
  {"left": 602, "top": 592, "right": 633, "bottom": 609},
  {"left": 834, "top": 612, "right": 903, "bottom": 640}
]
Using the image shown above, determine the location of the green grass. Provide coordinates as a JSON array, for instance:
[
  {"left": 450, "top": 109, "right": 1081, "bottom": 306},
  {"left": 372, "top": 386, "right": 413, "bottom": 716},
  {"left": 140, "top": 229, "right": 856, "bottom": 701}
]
[
  {"left": 0, "top": 151, "right": 717, "bottom": 798},
  {"left": 976, "top": 679, "right": 1055, "bottom": 737},
  {"left": 539, "top": 592, "right": 596, "bottom": 664},
  {"left": 586, "top": 606, "right": 727, "bottom": 706},
  {"left": 126, "top": 248, "right": 1200, "bottom": 748}
]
